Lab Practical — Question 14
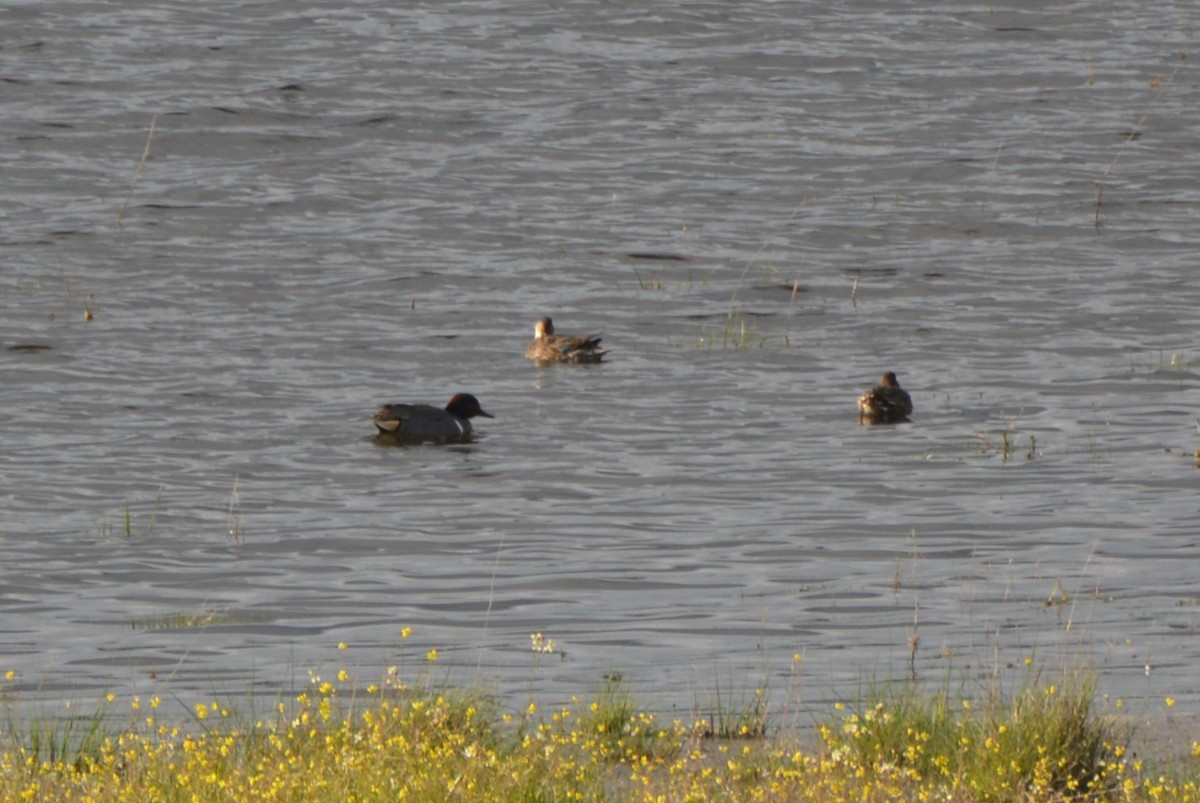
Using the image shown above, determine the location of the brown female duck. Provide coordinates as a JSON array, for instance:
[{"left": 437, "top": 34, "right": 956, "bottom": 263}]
[
  {"left": 856, "top": 372, "right": 913, "bottom": 424},
  {"left": 525, "top": 317, "right": 606, "bottom": 364}
]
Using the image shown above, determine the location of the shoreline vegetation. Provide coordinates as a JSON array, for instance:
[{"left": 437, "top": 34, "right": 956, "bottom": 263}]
[{"left": 2, "top": 649, "right": 1198, "bottom": 801}]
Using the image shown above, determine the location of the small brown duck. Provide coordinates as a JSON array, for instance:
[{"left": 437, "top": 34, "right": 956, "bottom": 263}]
[
  {"left": 857, "top": 371, "right": 913, "bottom": 424},
  {"left": 524, "top": 317, "right": 606, "bottom": 364},
  {"left": 372, "top": 393, "right": 493, "bottom": 442}
]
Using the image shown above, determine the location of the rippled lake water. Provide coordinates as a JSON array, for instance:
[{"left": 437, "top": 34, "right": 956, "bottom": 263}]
[{"left": 2, "top": 1, "right": 1199, "bottom": 734}]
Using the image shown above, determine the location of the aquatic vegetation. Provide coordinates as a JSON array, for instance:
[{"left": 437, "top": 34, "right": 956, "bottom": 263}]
[
  {"left": 686, "top": 308, "right": 772, "bottom": 349},
  {"left": 632, "top": 266, "right": 666, "bottom": 290},
  {"left": 117, "top": 114, "right": 157, "bottom": 229},
  {"left": 128, "top": 609, "right": 248, "bottom": 630},
  {"left": 970, "top": 428, "right": 1039, "bottom": 461},
  {"left": 822, "top": 670, "right": 1124, "bottom": 801},
  {"left": 0, "top": 653, "right": 1197, "bottom": 801},
  {"left": 21, "top": 703, "right": 110, "bottom": 771},
  {"left": 720, "top": 308, "right": 755, "bottom": 349},
  {"left": 692, "top": 668, "right": 770, "bottom": 740},
  {"left": 97, "top": 487, "right": 165, "bottom": 539},
  {"left": 226, "top": 475, "right": 244, "bottom": 543},
  {"left": 630, "top": 260, "right": 707, "bottom": 293},
  {"left": 1128, "top": 349, "right": 1192, "bottom": 372}
]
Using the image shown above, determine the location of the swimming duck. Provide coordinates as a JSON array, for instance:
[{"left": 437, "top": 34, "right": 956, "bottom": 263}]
[
  {"left": 857, "top": 371, "right": 913, "bottom": 423},
  {"left": 372, "top": 393, "right": 493, "bottom": 442},
  {"left": 525, "top": 317, "right": 606, "bottom": 364}
]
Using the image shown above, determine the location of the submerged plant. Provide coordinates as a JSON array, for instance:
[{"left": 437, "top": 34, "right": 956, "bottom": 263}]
[
  {"left": 102, "top": 486, "right": 164, "bottom": 539},
  {"left": 129, "top": 610, "right": 244, "bottom": 630},
  {"left": 688, "top": 308, "right": 772, "bottom": 349},
  {"left": 632, "top": 266, "right": 665, "bottom": 290},
  {"left": 1129, "top": 349, "right": 1191, "bottom": 372},
  {"left": 227, "top": 475, "right": 244, "bottom": 543}
]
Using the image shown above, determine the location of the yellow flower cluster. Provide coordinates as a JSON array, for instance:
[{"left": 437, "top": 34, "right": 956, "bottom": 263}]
[{"left": 0, "top": 659, "right": 1196, "bottom": 801}]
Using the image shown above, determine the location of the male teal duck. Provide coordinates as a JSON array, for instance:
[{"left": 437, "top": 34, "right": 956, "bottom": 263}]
[
  {"left": 372, "top": 393, "right": 493, "bottom": 442},
  {"left": 525, "top": 317, "right": 606, "bottom": 364},
  {"left": 857, "top": 371, "right": 913, "bottom": 424}
]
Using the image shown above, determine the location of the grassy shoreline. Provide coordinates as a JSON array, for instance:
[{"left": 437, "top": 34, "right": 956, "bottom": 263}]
[{"left": 2, "top": 657, "right": 1197, "bottom": 801}]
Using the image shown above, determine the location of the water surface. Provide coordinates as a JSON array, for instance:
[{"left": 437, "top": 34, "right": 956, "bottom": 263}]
[{"left": 1, "top": 1, "right": 1198, "bottom": 731}]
